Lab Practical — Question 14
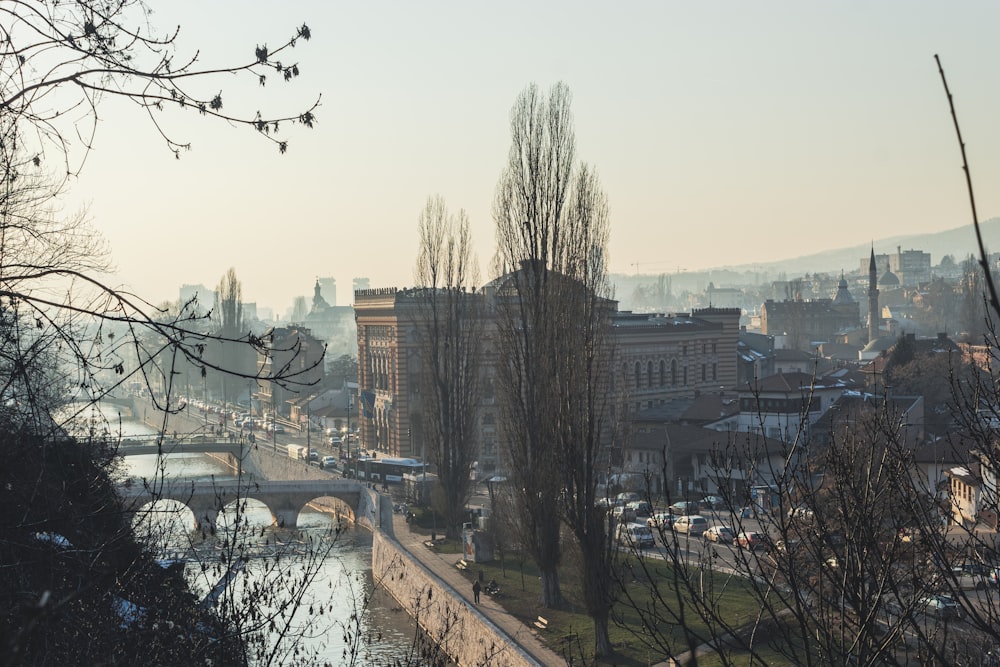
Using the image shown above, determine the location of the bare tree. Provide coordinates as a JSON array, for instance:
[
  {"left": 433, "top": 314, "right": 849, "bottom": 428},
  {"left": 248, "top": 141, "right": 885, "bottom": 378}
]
[
  {"left": 491, "top": 82, "right": 577, "bottom": 609},
  {"left": 546, "top": 164, "right": 619, "bottom": 657},
  {"left": 211, "top": 268, "right": 255, "bottom": 406},
  {"left": 412, "top": 195, "right": 483, "bottom": 540},
  {"left": 0, "top": 3, "right": 332, "bottom": 661},
  {"left": 1, "top": 0, "right": 318, "bottom": 176},
  {"left": 492, "top": 84, "right": 620, "bottom": 653}
]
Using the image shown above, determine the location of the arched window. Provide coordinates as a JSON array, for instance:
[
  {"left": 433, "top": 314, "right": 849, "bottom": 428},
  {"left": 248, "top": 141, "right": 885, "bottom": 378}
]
[
  {"left": 671, "top": 359, "right": 678, "bottom": 385},
  {"left": 646, "top": 361, "right": 653, "bottom": 388},
  {"left": 634, "top": 362, "right": 642, "bottom": 389},
  {"left": 659, "top": 360, "right": 666, "bottom": 387}
]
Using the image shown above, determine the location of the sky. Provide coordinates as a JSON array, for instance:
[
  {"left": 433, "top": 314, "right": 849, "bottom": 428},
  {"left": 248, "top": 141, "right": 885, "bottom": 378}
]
[{"left": 62, "top": 1, "right": 1000, "bottom": 315}]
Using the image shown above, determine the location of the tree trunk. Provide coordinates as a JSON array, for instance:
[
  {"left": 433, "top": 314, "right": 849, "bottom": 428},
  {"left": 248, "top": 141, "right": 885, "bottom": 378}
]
[
  {"left": 592, "top": 612, "right": 612, "bottom": 658},
  {"left": 539, "top": 565, "right": 563, "bottom": 609}
]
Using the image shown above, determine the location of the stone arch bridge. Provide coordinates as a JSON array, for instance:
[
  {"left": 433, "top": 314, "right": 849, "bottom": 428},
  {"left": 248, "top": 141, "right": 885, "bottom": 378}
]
[{"left": 120, "top": 479, "right": 364, "bottom": 532}]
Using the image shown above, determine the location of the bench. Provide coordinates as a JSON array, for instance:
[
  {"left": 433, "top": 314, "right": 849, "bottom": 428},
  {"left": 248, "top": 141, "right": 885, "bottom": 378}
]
[
  {"left": 533, "top": 616, "right": 549, "bottom": 631},
  {"left": 455, "top": 559, "right": 469, "bottom": 571}
]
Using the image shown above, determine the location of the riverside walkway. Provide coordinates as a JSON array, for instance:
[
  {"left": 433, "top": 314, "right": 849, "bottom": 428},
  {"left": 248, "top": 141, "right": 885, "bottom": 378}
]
[{"left": 388, "top": 511, "right": 565, "bottom": 667}]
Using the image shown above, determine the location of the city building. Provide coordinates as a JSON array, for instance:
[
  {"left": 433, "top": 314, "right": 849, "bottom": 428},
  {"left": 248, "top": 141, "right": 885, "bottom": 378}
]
[
  {"left": 354, "top": 284, "right": 741, "bottom": 476},
  {"left": 256, "top": 325, "right": 325, "bottom": 420},
  {"left": 760, "top": 297, "right": 860, "bottom": 353}
]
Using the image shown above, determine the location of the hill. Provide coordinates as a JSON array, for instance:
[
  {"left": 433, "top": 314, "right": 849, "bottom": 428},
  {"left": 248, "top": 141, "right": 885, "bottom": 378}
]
[
  {"left": 715, "top": 217, "right": 1000, "bottom": 277},
  {"left": 611, "top": 218, "right": 1000, "bottom": 310}
]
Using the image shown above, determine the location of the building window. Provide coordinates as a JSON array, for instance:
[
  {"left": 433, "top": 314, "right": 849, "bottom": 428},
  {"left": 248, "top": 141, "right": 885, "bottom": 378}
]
[
  {"left": 671, "top": 359, "right": 678, "bottom": 385},
  {"left": 647, "top": 361, "right": 653, "bottom": 388},
  {"left": 683, "top": 367, "right": 688, "bottom": 386},
  {"left": 712, "top": 342, "right": 717, "bottom": 355},
  {"left": 701, "top": 364, "right": 706, "bottom": 382},
  {"left": 659, "top": 360, "right": 666, "bottom": 386},
  {"left": 712, "top": 363, "right": 718, "bottom": 381},
  {"left": 635, "top": 362, "right": 642, "bottom": 389}
]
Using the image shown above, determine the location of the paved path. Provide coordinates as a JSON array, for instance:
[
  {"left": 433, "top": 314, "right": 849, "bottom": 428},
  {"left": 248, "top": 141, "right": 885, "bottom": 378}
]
[{"left": 388, "top": 511, "right": 566, "bottom": 666}]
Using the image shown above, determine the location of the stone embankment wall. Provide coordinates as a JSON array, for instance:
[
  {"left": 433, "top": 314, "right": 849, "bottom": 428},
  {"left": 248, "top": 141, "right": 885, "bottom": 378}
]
[
  {"left": 372, "top": 528, "right": 541, "bottom": 667},
  {"left": 246, "top": 445, "right": 329, "bottom": 482}
]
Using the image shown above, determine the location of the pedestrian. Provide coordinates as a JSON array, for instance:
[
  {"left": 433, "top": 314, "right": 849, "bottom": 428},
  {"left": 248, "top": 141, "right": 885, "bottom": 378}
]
[{"left": 472, "top": 580, "right": 481, "bottom": 604}]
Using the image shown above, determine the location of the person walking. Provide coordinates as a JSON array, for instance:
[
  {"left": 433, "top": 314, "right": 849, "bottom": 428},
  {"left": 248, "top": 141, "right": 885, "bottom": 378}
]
[{"left": 472, "top": 580, "right": 481, "bottom": 605}]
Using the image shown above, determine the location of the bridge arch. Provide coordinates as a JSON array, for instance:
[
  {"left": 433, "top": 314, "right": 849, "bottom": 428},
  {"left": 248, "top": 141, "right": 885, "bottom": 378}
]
[{"left": 119, "top": 479, "right": 364, "bottom": 533}]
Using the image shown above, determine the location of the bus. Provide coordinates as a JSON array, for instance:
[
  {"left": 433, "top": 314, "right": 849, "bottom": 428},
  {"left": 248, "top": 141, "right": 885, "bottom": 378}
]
[{"left": 353, "top": 456, "right": 433, "bottom": 483}]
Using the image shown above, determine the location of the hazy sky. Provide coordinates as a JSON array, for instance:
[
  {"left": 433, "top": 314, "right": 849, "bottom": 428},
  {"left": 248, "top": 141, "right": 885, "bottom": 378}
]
[{"left": 66, "top": 1, "right": 1000, "bottom": 314}]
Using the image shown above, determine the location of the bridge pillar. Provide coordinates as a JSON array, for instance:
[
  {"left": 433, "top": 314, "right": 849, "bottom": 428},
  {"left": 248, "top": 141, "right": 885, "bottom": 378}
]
[
  {"left": 187, "top": 498, "right": 219, "bottom": 534},
  {"left": 273, "top": 508, "right": 299, "bottom": 530}
]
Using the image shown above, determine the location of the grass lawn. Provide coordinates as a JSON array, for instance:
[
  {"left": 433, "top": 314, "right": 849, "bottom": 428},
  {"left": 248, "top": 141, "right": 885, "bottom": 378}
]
[{"left": 424, "top": 534, "right": 772, "bottom": 667}]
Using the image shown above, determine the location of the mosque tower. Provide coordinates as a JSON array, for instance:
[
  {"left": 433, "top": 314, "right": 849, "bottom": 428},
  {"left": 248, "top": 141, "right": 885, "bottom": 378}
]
[{"left": 867, "top": 247, "right": 879, "bottom": 343}]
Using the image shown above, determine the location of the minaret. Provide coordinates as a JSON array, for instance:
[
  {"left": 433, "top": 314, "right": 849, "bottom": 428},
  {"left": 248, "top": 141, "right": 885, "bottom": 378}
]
[{"left": 868, "top": 247, "right": 879, "bottom": 343}]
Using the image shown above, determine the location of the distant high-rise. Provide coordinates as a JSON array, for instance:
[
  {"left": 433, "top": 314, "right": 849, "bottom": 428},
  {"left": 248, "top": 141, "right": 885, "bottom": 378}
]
[
  {"left": 352, "top": 277, "right": 370, "bottom": 302},
  {"left": 179, "top": 283, "right": 215, "bottom": 316},
  {"left": 317, "top": 277, "right": 337, "bottom": 307}
]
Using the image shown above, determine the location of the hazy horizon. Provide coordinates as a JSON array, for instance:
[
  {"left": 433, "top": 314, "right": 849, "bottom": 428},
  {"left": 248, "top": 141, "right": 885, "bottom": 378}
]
[{"left": 60, "top": 1, "right": 1000, "bottom": 313}]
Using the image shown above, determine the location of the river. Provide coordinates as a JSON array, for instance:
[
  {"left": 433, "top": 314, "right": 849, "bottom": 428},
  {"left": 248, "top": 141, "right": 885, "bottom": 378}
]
[{"left": 112, "top": 410, "right": 418, "bottom": 665}]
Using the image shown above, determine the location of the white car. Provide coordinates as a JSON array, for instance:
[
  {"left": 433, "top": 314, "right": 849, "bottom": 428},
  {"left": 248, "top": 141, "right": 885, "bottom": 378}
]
[
  {"left": 646, "top": 512, "right": 674, "bottom": 530},
  {"left": 703, "top": 525, "right": 734, "bottom": 543},
  {"left": 616, "top": 522, "right": 655, "bottom": 548},
  {"left": 672, "top": 515, "right": 708, "bottom": 536}
]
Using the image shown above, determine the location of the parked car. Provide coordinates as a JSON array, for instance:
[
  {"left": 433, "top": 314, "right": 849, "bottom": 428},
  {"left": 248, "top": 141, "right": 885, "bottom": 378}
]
[
  {"left": 919, "top": 594, "right": 961, "bottom": 619},
  {"left": 626, "top": 500, "right": 652, "bottom": 518},
  {"left": 616, "top": 522, "right": 656, "bottom": 549},
  {"left": 673, "top": 515, "right": 709, "bottom": 536},
  {"left": 701, "top": 495, "right": 725, "bottom": 511},
  {"left": 703, "top": 525, "right": 734, "bottom": 543},
  {"left": 735, "top": 531, "right": 768, "bottom": 550},
  {"left": 615, "top": 492, "right": 641, "bottom": 507},
  {"left": 646, "top": 512, "right": 675, "bottom": 530},
  {"left": 612, "top": 506, "right": 637, "bottom": 524},
  {"left": 737, "top": 506, "right": 755, "bottom": 519},
  {"left": 320, "top": 455, "right": 337, "bottom": 470},
  {"left": 668, "top": 501, "right": 700, "bottom": 516},
  {"left": 949, "top": 564, "right": 990, "bottom": 591},
  {"left": 788, "top": 506, "right": 815, "bottom": 522}
]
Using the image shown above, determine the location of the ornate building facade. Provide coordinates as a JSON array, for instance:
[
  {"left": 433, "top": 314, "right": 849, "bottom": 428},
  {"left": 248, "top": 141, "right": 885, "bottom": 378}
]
[{"left": 355, "top": 284, "right": 741, "bottom": 476}]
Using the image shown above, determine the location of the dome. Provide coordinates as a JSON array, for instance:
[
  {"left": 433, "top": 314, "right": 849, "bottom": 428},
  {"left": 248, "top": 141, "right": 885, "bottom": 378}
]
[
  {"left": 879, "top": 270, "right": 899, "bottom": 287},
  {"left": 832, "top": 273, "right": 854, "bottom": 305}
]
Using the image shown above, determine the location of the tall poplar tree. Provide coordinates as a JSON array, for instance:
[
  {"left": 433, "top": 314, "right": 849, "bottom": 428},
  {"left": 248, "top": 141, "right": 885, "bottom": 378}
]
[
  {"left": 412, "top": 195, "right": 483, "bottom": 539},
  {"left": 492, "top": 84, "right": 617, "bottom": 654}
]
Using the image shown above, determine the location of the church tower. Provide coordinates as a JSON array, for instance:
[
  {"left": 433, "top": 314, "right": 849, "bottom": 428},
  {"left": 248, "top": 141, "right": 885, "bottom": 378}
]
[{"left": 868, "top": 247, "right": 879, "bottom": 343}]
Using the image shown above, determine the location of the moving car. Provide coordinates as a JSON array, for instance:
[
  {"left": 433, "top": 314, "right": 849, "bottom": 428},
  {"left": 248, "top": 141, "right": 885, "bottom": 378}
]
[
  {"left": 617, "top": 522, "right": 656, "bottom": 549},
  {"left": 672, "top": 515, "right": 709, "bottom": 536},
  {"left": 320, "top": 455, "right": 337, "bottom": 470},
  {"left": 646, "top": 512, "right": 674, "bottom": 530},
  {"left": 703, "top": 525, "right": 734, "bottom": 543},
  {"left": 668, "top": 501, "right": 700, "bottom": 516},
  {"left": 735, "top": 531, "right": 768, "bottom": 550},
  {"left": 919, "top": 594, "right": 961, "bottom": 619},
  {"left": 626, "top": 500, "right": 652, "bottom": 518}
]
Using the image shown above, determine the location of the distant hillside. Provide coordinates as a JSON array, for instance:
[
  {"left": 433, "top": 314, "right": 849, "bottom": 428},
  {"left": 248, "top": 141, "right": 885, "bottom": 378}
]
[
  {"left": 611, "top": 218, "right": 1000, "bottom": 310},
  {"left": 717, "top": 217, "right": 1000, "bottom": 276}
]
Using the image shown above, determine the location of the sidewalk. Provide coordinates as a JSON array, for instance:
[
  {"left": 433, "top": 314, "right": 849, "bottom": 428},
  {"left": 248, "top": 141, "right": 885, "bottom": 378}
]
[{"left": 388, "top": 512, "right": 565, "bottom": 666}]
